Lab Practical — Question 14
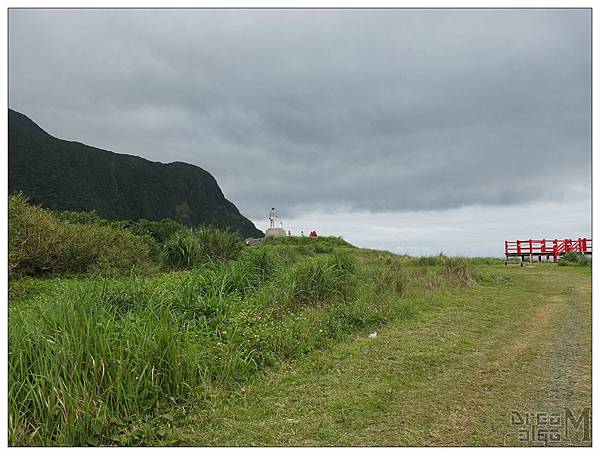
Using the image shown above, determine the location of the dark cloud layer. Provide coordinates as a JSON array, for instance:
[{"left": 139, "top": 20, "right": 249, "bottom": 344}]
[{"left": 9, "top": 9, "right": 591, "bottom": 220}]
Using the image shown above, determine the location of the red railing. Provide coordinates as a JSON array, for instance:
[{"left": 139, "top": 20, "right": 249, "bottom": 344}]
[{"left": 504, "top": 238, "right": 592, "bottom": 262}]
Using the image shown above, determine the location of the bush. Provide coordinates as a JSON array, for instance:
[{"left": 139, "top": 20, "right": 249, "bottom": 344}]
[
  {"left": 558, "top": 252, "right": 592, "bottom": 267},
  {"left": 123, "top": 218, "right": 187, "bottom": 243},
  {"left": 54, "top": 209, "right": 113, "bottom": 226},
  {"left": 161, "top": 227, "right": 242, "bottom": 270},
  {"left": 8, "top": 195, "right": 157, "bottom": 279},
  {"left": 55, "top": 211, "right": 186, "bottom": 245}
]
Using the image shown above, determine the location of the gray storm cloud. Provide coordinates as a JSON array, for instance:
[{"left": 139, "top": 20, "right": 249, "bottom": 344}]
[{"left": 9, "top": 9, "right": 591, "bottom": 221}]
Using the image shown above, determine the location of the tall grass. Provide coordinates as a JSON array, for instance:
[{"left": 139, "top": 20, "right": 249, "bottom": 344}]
[
  {"left": 278, "top": 253, "right": 356, "bottom": 308},
  {"left": 440, "top": 258, "right": 478, "bottom": 287},
  {"left": 8, "top": 250, "right": 362, "bottom": 446},
  {"left": 9, "top": 281, "right": 202, "bottom": 445},
  {"left": 410, "top": 253, "right": 501, "bottom": 267},
  {"left": 9, "top": 238, "right": 486, "bottom": 446},
  {"left": 373, "top": 256, "right": 478, "bottom": 296},
  {"left": 161, "top": 227, "right": 242, "bottom": 270}
]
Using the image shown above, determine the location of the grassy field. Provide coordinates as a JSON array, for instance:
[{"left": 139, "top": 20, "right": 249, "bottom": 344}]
[
  {"left": 172, "top": 264, "right": 591, "bottom": 446},
  {"left": 8, "top": 237, "right": 591, "bottom": 446}
]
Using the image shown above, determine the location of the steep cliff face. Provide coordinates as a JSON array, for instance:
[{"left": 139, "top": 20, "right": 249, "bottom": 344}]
[{"left": 8, "top": 109, "right": 263, "bottom": 238}]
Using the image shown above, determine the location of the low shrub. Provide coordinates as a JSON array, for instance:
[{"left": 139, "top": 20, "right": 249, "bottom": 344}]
[
  {"left": 558, "top": 252, "right": 592, "bottom": 267},
  {"left": 54, "top": 209, "right": 114, "bottom": 226},
  {"left": 8, "top": 194, "right": 157, "bottom": 279},
  {"left": 124, "top": 218, "right": 187, "bottom": 243},
  {"left": 55, "top": 210, "right": 187, "bottom": 248}
]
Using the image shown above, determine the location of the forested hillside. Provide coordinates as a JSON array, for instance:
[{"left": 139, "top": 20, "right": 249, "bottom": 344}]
[{"left": 8, "top": 109, "right": 262, "bottom": 238}]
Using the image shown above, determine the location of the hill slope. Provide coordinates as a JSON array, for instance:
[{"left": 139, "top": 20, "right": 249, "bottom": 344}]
[{"left": 8, "top": 109, "right": 262, "bottom": 238}]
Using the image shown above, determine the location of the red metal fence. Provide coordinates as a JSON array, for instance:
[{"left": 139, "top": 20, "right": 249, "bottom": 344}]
[{"left": 504, "top": 238, "right": 592, "bottom": 263}]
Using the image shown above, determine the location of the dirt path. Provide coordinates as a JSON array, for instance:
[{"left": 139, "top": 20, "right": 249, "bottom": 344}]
[{"left": 176, "top": 265, "right": 591, "bottom": 446}]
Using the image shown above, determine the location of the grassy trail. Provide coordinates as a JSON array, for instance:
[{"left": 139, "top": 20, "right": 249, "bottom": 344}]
[{"left": 175, "top": 265, "right": 591, "bottom": 446}]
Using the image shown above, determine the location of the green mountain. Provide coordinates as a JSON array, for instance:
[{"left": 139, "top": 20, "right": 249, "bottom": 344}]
[{"left": 8, "top": 109, "right": 263, "bottom": 238}]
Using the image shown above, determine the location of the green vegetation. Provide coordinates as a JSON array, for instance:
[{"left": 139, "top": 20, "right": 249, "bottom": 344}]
[
  {"left": 262, "top": 235, "right": 354, "bottom": 256},
  {"left": 8, "top": 195, "right": 249, "bottom": 282},
  {"left": 264, "top": 236, "right": 353, "bottom": 248},
  {"left": 56, "top": 210, "right": 187, "bottom": 243},
  {"left": 8, "top": 108, "right": 262, "bottom": 238},
  {"left": 161, "top": 228, "right": 243, "bottom": 270},
  {"left": 8, "top": 202, "right": 483, "bottom": 446},
  {"left": 8, "top": 194, "right": 156, "bottom": 280},
  {"left": 558, "top": 252, "right": 592, "bottom": 267},
  {"left": 9, "top": 247, "right": 375, "bottom": 445},
  {"left": 408, "top": 253, "right": 502, "bottom": 266},
  {"left": 8, "top": 199, "right": 591, "bottom": 446},
  {"left": 174, "top": 265, "right": 590, "bottom": 447}
]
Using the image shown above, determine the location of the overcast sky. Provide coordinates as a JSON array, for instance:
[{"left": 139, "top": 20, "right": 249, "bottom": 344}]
[{"left": 8, "top": 9, "right": 591, "bottom": 256}]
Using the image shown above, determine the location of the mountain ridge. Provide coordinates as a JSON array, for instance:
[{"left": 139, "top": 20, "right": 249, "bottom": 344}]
[{"left": 8, "top": 108, "right": 263, "bottom": 238}]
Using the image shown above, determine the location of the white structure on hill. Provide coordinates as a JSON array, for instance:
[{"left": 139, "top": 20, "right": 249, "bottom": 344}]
[{"left": 265, "top": 207, "right": 286, "bottom": 237}]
